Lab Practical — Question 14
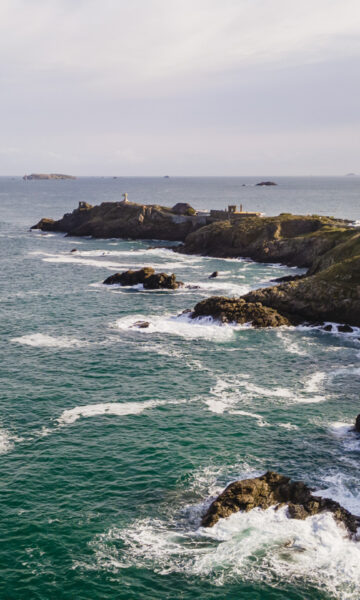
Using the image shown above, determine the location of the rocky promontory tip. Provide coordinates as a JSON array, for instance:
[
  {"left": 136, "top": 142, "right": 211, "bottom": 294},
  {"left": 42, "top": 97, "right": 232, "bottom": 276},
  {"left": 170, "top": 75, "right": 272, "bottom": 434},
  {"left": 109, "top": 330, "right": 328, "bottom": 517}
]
[
  {"left": 191, "top": 296, "right": 293, "bottom": 327},
  {"left": 31, "top": 200, "right": 206, "bottom": 241},
  {"left": 201, "top": 471, "right": 360, "bottom": 535},
  {"left": 103, "top": 267, "right": 183, "bottom": 290}
]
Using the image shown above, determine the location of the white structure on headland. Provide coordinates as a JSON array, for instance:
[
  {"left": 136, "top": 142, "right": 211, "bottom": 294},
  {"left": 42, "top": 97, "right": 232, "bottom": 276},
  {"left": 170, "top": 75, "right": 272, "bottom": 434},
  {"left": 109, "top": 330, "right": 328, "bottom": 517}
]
[{"left": 122, "top": 192, "right": 129, "bottom": 203}]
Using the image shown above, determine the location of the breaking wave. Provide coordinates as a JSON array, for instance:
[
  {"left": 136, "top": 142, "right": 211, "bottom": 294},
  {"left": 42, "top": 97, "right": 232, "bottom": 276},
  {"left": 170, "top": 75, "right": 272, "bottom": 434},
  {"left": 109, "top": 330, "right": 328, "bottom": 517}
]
[
  {"left": 113, "top": 313, "right": 244, "bottom": 341},
  {"left": 57, "top": 399, "right": 166, "bottom": 425}
]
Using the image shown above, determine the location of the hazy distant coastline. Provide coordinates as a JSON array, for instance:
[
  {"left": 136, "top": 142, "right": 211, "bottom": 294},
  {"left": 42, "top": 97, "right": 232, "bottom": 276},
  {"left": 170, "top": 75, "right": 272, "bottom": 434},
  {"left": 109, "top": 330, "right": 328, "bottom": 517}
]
[{"left": 23, "top": 173, "right": 76, "bottom": 180}]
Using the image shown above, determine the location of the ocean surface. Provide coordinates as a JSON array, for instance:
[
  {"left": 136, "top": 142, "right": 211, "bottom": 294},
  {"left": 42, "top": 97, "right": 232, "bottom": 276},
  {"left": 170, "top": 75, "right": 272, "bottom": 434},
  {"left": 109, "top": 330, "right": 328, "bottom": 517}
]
[{"left": 1, "top": 176, "right": 360, "bottom": 600}]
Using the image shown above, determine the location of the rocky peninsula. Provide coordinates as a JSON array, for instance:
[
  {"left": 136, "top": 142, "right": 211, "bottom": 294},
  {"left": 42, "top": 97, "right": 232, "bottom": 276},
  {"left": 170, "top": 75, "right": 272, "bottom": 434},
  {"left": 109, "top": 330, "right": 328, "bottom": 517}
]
[
  {"left": 32, "top": 201, "right": 360, "bottom": 327},
  {"left": 32, "top": 200, "right": 208, "bottom": 241}
]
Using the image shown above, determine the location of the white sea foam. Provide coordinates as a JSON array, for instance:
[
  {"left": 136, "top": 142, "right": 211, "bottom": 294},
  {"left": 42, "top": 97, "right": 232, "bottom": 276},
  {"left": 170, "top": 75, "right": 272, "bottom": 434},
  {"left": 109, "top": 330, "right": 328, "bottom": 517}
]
[
  {"left": 92, "top": 505, "right": 360, "bottom": 598},
  {"left": 278, "top": 422, "right": 298, "bottom": 430},
  {"left": 316, "top": 472, "right": 360, "bottom": 515},
  {"left": 330, "top": 422, "right": 360, "bottom": 452},
  {"left": 0, "top": 428, "right": 14, "bottom": 454},
  {"left": 276, "top": 330, "right": 308, "bottom": 356},
  {"left": 11, "top": 333, "right": 88, "bottom": 349},
  {"left": 57, "top": 399, "right": 165, "bottom": 425},
  {"left": 113, "top": 313, "right": 242, "bottom": 341}
]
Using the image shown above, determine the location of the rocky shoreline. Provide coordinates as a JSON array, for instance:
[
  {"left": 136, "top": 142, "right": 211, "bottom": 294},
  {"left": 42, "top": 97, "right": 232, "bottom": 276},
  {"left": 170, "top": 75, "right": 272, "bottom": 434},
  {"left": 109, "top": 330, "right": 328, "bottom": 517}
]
[{"left": 32, "top": 201, "right": 360, "bottom": 327}]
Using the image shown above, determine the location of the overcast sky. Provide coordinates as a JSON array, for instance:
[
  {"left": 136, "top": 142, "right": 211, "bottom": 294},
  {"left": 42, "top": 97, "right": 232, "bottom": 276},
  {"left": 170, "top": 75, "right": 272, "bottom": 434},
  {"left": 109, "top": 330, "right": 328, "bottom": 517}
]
[{"left": 1, "top": 0, "right": 360, "bottom": 175}]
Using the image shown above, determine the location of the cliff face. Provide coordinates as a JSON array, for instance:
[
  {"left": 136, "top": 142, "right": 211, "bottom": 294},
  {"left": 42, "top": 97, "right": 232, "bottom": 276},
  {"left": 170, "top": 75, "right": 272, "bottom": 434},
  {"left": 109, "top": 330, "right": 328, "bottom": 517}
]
[
  {"left": 32, "top": 201, "right": 208, "bottom": 241},
  {"left": 177, "top": 214, "right": 351, "bottom": 268},
  {"left": 245, "top": 255, "right": 360, "bottom": 326}
]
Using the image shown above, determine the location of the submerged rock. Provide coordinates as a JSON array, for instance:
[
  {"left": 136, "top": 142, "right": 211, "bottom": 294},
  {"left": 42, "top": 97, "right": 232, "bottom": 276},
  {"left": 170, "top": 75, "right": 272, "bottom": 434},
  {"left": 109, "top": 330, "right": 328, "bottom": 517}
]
[
  {"left": 132, "top": 321, "right": 150, "bottom": 328},
  {"left": 201, "top": 471, "right": 360, "bottom": 535},
  {"left": 209, "top": 271, "right": 218, "bottom": 279},
  {"left": 337, "top": 324, "right": 353, "bottom": 333},
  {"left": 191, "top": 296, "right": 292, "bottom": 328},
  {"left": 103, "top": 267, "right": 183, "bottom": 290}
]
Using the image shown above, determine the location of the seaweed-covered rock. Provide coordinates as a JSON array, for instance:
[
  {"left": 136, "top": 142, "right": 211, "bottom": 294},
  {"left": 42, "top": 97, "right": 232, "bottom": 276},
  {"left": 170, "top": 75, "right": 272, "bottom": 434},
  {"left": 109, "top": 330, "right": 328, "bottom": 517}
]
[
  {"left": 201, "top": 471, "right": 360, "bottom": 535},
  {"left": 191, "top": 296, "right": 292, "bottom": 327},
  {"left": 103, "top": 267, "right": 182, "bottom": 289}
]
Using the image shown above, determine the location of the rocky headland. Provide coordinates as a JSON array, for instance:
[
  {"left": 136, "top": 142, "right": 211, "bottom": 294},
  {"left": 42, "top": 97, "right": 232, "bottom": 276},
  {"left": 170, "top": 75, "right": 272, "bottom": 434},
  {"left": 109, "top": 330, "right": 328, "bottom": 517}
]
[
  {"left": 32, "top": 204, "right": 359, "bottom": 327},
  {"left": 32, "top": 200, "right": 207, "bottom": 241},
  {"left": 201, "top": 471, "right": 360, "bottom": 536}
]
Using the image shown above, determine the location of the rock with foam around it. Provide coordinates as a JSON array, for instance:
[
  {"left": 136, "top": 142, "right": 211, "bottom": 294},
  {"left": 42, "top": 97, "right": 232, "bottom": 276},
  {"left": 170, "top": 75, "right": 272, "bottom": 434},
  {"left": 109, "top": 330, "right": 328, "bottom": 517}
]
[
  {"left": 191, "top": 296, "right": 292, "bottom": 328},
  {"left": 103, "top": 267, "right": 183, "bottom": 289},
  {"left": 201, "top": 471, "right": 360, "bottom": 535}
]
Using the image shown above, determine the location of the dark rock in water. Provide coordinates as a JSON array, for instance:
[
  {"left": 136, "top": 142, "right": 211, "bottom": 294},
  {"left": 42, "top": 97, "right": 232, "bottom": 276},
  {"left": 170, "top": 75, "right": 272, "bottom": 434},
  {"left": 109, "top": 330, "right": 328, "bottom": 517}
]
[
  {"left": 191, "top": 296, "right": 292, "bottom": 328},
  {"left": 256, "top": 181, "right": 277, "bottom": 186},
  {"left": 185, "top": 285, "right": 201, "bottom": 290},
  {"left": 323, "top": 324, "right": 333, "bottom": 331},
  {"left": 132, "top": 321, "right": 150, "bottom": 329},
  {"left": 103, "top": 267, "right": 155, "bottom": 286},
  {"left": 201, "top": 471, "right": 360, "bottom": 535},
  {"left": 209, "top": 271, "right": 218, "bottom": 279},
  {"left": 337, "top": 324, "right": 353, "bottom": 333},
  {"left": 143, "top": 272, "right": 183, "bottom": 290},
  {"left": 70, "top": 248, "right": 78, "bottom": 253},
  {"left": 103, "top": 267, "right": 182, "bottom": 290},
  {"left": 355, "top": 414, "right": 360, "bottom": 433}
]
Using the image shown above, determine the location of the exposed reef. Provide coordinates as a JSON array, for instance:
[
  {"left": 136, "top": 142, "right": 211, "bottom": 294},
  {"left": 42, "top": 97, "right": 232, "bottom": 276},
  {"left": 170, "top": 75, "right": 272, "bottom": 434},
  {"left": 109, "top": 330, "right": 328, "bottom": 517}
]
[
  {"left": 103, "top": 267, "right": 183, "bottom": 290},
  {"left": 201, "top": 471, "right": 360, "bottom": 536}
]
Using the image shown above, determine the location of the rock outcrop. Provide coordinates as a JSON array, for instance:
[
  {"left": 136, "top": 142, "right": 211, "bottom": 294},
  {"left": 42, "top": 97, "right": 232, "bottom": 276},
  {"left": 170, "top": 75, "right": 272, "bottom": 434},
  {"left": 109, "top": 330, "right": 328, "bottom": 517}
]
[
  {"left": 103, "top": 267, "right": 183, "bottom": 290},
  {"left": 191, "top": 296, "right": 292, "bottom": 327},
  {"left": 32, "top": 200, "right": 207, "bottom": 241},
  {"left": 244, "top": 255, "right": 360, "bottom": 327},
  {"left": 201, "top": 471, "right": 360, "bottom": 535},
  {"left": 177, "top": 214, "right": 350, "bottom": 268}
]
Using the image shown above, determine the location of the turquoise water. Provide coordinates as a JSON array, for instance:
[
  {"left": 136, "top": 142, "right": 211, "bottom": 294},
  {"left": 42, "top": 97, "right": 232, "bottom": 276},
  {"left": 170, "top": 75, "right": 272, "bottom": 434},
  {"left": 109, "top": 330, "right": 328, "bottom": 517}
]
[{"left": 1, "top": 177, "right": 360, "bottom": 599}]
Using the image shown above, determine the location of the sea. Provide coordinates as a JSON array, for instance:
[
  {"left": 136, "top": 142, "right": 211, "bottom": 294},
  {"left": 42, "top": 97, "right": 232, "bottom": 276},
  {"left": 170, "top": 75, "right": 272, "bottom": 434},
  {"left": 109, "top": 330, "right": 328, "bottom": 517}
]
[{"left": 1, "top": 176, "right": 360, "bottom": 600}]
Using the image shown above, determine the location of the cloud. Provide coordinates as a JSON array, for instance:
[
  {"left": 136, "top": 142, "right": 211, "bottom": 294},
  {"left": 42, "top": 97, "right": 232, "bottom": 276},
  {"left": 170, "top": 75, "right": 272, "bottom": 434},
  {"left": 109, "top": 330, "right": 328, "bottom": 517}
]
[{"left": 0, "top": 0, "right": 359, "bottom": 174}]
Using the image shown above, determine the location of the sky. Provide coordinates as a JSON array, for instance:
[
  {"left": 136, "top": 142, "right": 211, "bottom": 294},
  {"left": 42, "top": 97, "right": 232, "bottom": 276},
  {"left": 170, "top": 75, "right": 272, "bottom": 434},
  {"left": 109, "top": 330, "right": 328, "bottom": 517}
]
[{"left": 1, "top": 0, "right": 360, "bottom": 175}]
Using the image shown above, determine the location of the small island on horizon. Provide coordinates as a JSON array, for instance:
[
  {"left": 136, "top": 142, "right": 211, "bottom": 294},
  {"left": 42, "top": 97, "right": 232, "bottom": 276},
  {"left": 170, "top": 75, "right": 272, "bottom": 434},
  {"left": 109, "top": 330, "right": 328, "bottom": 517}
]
[{"left": 23, "top": 173, "right": 76, "bottom": 180}]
